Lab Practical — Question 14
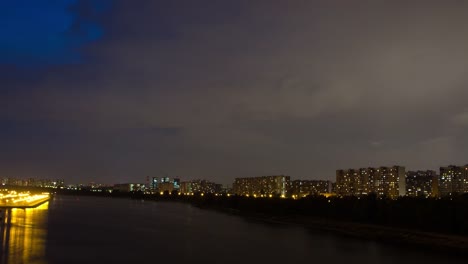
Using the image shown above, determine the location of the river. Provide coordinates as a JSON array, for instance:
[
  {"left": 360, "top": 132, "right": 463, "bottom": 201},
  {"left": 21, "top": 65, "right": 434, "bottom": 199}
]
[{"left": 0, "top": 195, "right": 465, "bottom": 263}]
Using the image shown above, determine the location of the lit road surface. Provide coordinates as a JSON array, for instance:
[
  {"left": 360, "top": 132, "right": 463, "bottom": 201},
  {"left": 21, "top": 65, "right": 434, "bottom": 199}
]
[{"left": 0, "top": 191, "right": 50, "bottom": 208}]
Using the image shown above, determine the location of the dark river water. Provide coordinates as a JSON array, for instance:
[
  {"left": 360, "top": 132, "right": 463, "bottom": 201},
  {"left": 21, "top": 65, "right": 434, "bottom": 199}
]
[{"left": 0, "top": 195, "right": 466, "bottom": 263}]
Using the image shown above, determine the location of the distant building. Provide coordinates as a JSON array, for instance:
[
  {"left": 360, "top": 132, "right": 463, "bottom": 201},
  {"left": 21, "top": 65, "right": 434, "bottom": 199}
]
[
  {"left": 158, "top": 182, "right": 174, "bottom": 193},
  {"left": 151, "top": 177, "right": 159, "bottom": 190},
  {"left": 3, "top": 177, "right": 64, "bottom": 188},
  {"left": 336, "top": 169, "right": 360, "bottom": 196},
  {"left": 178, "top": 180, "right": 222, "bottom": 194},
  {"left": 148, "top": 176, "right": 182, "bottom": 192},
  {"left": 406, "top": 170, "right": 438, "bottom": 197},
  {"left": 179, "top": 182, "right": 192, "bottom": 194},
  {"left": 190, "top": 180, "right": 222, "bottom": 194},
  {"left": 331, "top": 182, "right": 336, "bottom": 193},
  {"left": 220, "top": 185, "right": 232, "bottom": 195},
  {"left": 27, "top": 178, "right": 36, "bottom": 187},
  {"left": 439, "top": 165, "right": 468, "bottom": 196},
  {"left": 233, "top": 175, "right": 290, "bottom": 197},
  {"left": 173, "top": 178, "right": 180, "bottom": 190},
  {"left": 336, "top": 166, "right": 406, "bottom": 199},
  {"left": 7, "top": 178, "right": 21, "bottom": 186},
  {"left": 113, "top": 183, "right": 145, "bottom": 192},
  {"left": 161, "top": 177, "right": 170, "bottom": 183},
  {"left": 290, "top": 180, "right": 332, "bottom": 197}
]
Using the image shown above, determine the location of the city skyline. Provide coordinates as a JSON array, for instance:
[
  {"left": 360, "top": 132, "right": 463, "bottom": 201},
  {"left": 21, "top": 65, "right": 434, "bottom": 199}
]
[
  {"left": 2, "top": 161, "right": 467, "bottom": 186},
  {"left": 3, "top": 161, "right": 468, "bottom": 196},
  {"left": 3, "top": 1, "right": 468, "bottom": 184}
]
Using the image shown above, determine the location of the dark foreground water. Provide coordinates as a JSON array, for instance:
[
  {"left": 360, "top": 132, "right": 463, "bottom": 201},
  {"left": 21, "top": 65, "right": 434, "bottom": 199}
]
[{"left": 1, "top": 196, "right": 466, "bottom": 264}]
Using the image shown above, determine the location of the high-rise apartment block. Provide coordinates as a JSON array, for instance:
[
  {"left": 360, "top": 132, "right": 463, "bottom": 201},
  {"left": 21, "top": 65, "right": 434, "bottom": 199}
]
[
  {"left": 439, "top": 165, "right": 468, "bottom": 196},
  {"left": 233, "top": 175, "right": 290, "bottom": 197},
  {"left": 406, "top": 170, "right": 438, "bottom": 197},
  {"left": 290, "top": 180, "right": 332, "bottom": 197},
  {"left": 179, "top": 181, "right": 192, "bottom": 194},
  {"left": 179, "top": 180, "right": 222, "bottom": 194},
  {"left": 336, "top": 166, "right": 406, "bottom": 199}
]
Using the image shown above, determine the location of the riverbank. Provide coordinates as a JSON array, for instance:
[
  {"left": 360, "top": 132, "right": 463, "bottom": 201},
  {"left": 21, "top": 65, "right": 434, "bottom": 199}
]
[
  {"left": 196, "top": 205, "right": 468, "bottom": 256},
  {"left": 273, "top": 215, "right": 468, "bottom": 254}
]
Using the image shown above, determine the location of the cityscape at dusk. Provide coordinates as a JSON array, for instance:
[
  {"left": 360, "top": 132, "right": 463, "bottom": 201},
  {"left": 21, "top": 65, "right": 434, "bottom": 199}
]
[
  {"left": 2, "top": 0, "right": 468, "bottom": 263},
  {"left": 2, "top": 162, "right": 468, "bottom": 199}
]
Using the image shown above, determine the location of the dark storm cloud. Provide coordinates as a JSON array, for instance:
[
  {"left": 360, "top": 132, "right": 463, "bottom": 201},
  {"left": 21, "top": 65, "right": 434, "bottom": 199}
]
[{"left": 2, "top": 0, "right": 468, "bottom": 184}]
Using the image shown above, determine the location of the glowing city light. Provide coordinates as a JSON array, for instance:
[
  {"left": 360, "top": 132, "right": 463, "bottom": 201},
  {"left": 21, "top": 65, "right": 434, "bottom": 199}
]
[{"left": 0, "top": 190, "right": 50, "bottom": 207}]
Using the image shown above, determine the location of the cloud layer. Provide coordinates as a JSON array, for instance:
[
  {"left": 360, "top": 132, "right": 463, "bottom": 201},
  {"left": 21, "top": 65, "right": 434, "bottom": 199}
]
[{"left": 2, "top": 0, "right": 468, "bottom": 184}]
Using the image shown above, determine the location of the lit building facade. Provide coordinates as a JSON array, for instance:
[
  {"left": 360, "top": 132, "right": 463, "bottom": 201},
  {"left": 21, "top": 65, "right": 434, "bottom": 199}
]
[
  {"left": 336, "top": 169, "right": 361, "bottom": 196},
  {"left": 158, "top": 182, "right": 174, "bottom": 193},
  {"left": 151, "top": 177, "right": 159, "bottom": 190},
  {"left": 290, "top": 180, "right": 332, "bottom": 197},
  {"left": 233, "top": 175, "right": 290, "bottom": 197},
  {"left": 179, "top": 182, "right": 192, "bottom": 194},
  {"left": 336, "top": 166, "right": 406, "bottom": 199},
  {"left": 160, "top": 177, "right": 170, "bottom": 183},
  {"left": 173, "top": 178, "right": 180, "bottom": 190},
  {"left": 2, "top": 178, "right": 65, "bottom": 188},
  {"left": 190, "top": 180, "right": 222, "bottom": 194},
  {"left": 406, "top": 170, "right": 438, "bottom": 197},
  {"left": 439, "top": 165, "right": 468, "bottom": 196},
  {"left": 178, "top": 180, "right": 222, "bottom": 194},
  {"left": 149, "top": 177, "right": 182, "bottom": 192},
  {"left": 113, "top": 183, "right": 145, "bottom": 192}
]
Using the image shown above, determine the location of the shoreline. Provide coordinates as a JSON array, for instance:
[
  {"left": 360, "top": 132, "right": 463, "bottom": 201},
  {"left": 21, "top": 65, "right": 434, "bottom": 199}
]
[
  {"left": 275, "top": 215, "right": 468, "bottom": 254},
  {"left": 202, "top": 205, "right": 468, "bottom": 256}
]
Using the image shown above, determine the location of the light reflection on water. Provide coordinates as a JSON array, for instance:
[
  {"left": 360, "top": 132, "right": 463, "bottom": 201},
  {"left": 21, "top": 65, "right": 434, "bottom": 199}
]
[
  {"left": 0, "top": 197, "right": 467, "bottom": 263},
  {"left": 0, "top": 202, "right": 48, "bottom": 264}
]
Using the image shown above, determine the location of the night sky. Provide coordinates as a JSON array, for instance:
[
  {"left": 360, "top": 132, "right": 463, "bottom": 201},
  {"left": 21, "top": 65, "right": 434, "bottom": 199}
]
[{"left": 2, "top": 1, "right": 468, "bottom": 185}]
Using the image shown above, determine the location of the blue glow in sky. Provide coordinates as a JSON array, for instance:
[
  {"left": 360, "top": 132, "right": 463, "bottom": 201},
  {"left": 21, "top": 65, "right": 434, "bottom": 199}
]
[{"left": 0, "top": 0, "right": 104, "bottom": 66}]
